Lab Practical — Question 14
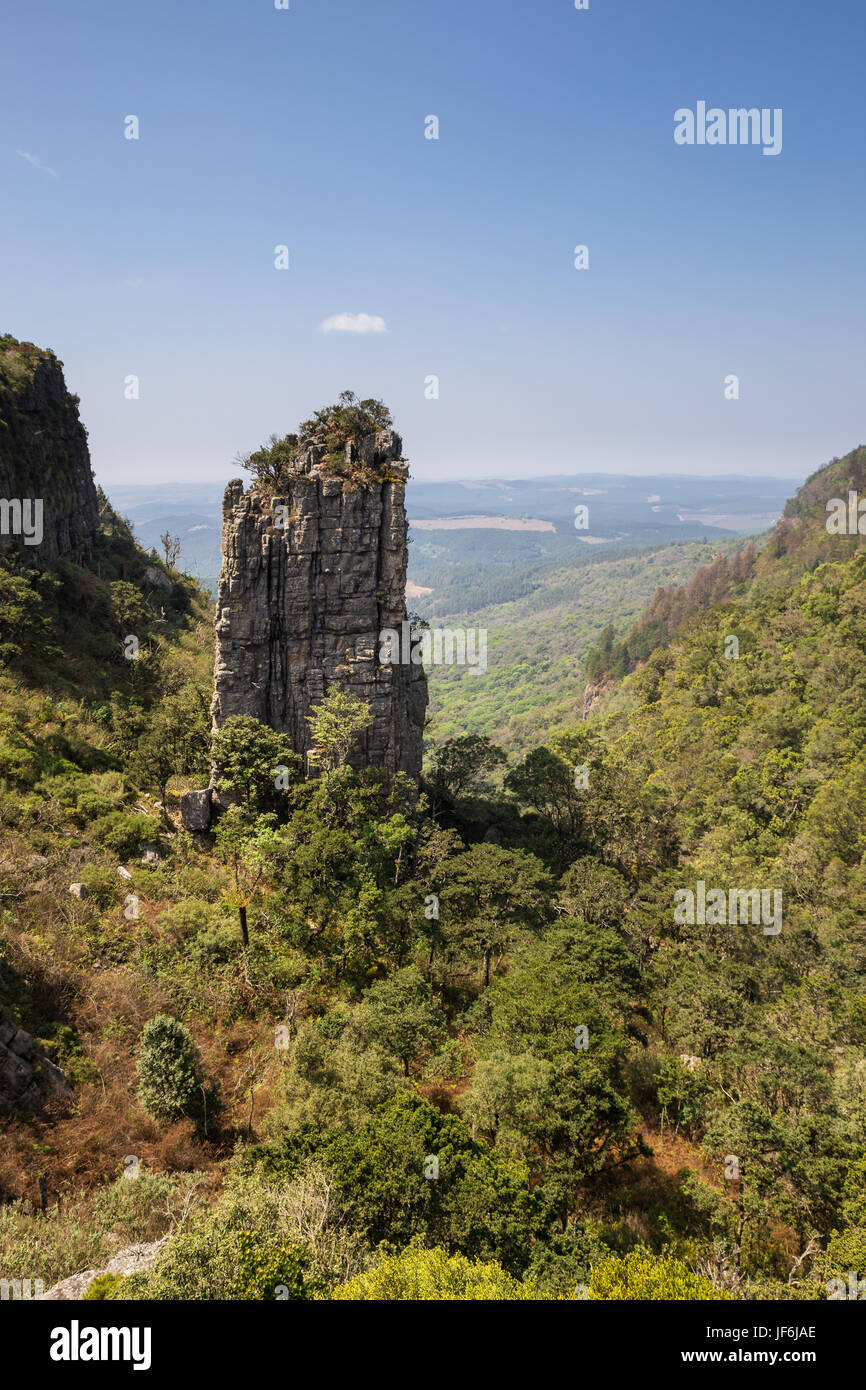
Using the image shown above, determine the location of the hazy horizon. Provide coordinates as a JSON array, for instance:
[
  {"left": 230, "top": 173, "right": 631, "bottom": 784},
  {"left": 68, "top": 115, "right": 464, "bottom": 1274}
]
[{"left": 4, "top": 0, "right": 864, "bottom": 485}]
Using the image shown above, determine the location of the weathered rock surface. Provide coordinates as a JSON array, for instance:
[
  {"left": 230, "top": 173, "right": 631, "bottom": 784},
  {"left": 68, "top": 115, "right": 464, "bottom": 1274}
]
[
  {"left": 0, "top": 336, "right": 99, "bottom": 564},
  {"left": 35, "top": 1239, "right": 167, "bottom": 1301},
  {"left": 0, "top": 1005, "right": 71, "bottom": 1114},
  {"left": 211, "top": 428, "right": 427, "bottom": 777},
  {"left": 180, "top": 788, "right": 212, "bottom": 830}
]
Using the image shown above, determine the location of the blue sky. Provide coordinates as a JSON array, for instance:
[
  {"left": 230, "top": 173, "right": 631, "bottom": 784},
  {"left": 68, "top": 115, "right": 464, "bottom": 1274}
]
[{"left": 2, "top": 0, "right": 864, "bottom": 484}]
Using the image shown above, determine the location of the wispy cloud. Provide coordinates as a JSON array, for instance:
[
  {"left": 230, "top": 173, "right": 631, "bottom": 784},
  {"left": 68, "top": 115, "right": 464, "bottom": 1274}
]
[
  {"left": 16, "top": 150, "right": 57, "bottom": 177},
  {"left": 320, "top": 312, "right": 387, "bottom": 335}
]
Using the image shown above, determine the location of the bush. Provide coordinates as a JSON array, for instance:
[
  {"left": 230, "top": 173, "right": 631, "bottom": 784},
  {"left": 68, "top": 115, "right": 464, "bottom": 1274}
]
[
  {"left": 83, "top": 1272, "right": 124, "bottom": 1300},
  {"left": 135, "top": 1015, "right": 218, "bottom": 1133},
  {"left": 332, "top": 1246, "right": 542, "bottom": 1301},
  {"left": 71, "top": 771, "right": 128, "bottom": 824},
  {"left": 77, "top": 863, "right": 122, "bottom": 909},
  {"left": 154, "top": 899, "right": 217, "bottom": 945},
  {"left": 0, "top": 1170, "right": 203, "bottom": 1289},
  {"left": 118, "top": 1180, "right": 325, "bottom": 1300},
  {"left": 122, "top": 1230, "right": 316, "bottom": 1300},
  {"left": 91, "top": 811, "right": 160, "bottom": 859},
  {"left": 242, "top": 393, "right": 395, "bottom": 491},
  {"left": 588, "top": 1248, "right": 734, "bottom": 1301}
]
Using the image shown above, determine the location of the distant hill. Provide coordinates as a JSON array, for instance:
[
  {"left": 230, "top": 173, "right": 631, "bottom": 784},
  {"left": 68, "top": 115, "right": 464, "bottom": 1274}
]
[
  {"left": 105, "top": 471, "right": 796, "bottom": 600},
  {"left": 419, "top": 535, "right": 755, "bottom": 754}
]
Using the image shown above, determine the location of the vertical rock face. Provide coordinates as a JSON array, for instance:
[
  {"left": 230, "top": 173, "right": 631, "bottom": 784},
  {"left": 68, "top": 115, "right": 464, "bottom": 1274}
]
[
  {"left": 0, "top": 336, "right": 99, "bottom": 564},
  {"left": 211, "top": 428, "right": 427, "bottom": 777}
]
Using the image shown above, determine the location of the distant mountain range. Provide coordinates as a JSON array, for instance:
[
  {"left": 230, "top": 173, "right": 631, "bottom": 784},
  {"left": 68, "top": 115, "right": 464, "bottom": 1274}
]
[{"left": 104, "top": 472, "right": 798, "bottom": 596}]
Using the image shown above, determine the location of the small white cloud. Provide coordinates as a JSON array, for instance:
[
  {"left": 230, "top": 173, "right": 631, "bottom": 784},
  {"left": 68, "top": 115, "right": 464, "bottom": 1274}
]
[
  {"left": 16, "top": 150, "right": 57, "bottom": 177},
  {"left": 321, "top": 312, "right": 387, "bottom": 335}
]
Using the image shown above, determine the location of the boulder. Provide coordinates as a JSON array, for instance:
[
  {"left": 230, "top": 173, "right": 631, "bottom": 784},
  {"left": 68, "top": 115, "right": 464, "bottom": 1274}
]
[
  {"left": 180, "top": 789, "right": 212, "bottom": 831},
  {"left": 144, "top": 566, "right": 172, "bottom": 590},
  {"left": 35, "top": 1239, "right": 167, "bottom": 1300}
]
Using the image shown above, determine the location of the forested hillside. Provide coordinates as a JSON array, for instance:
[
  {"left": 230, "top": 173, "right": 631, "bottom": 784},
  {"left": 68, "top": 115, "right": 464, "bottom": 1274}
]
[
  {"left": 2, "top": 447, "right": 865, "bottom": 1302},
  {"left": 421, "top": 536, "right": 753, "bottom": 752}
]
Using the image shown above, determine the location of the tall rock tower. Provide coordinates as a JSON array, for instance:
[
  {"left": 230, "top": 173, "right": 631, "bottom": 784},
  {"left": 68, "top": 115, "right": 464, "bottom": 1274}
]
[{"left": 211, "top": 419, "right": 427, "bottom": 780}]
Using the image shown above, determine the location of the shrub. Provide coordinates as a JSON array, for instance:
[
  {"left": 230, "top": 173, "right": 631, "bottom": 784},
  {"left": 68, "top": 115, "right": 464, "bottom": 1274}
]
[
  {"left": 91, "top": 811, "right": 160, "bottom": 859},
  {"left": 0, "top": 1170, "right": 203, "bottom": 1289},
  {"left": 135, "top": 1015, "right": 218, "bottom": 1133},
  {"left": 118, "top": 1180, "right": 325, "bottom": 1300},
  {"left": 77, "top": 863, "right": 122, "bottom": 909},
  {"left": 71, "top": 771, "right": 128, "bottom": 824},
  {"left": 154, "top": 899, "right": 216, "bottom": 944},
  {"left": 0, "top": 738, "right": 41, "bottom": 786},
  {"left": 588, "top": 1248, "right": 734, "bottom": 1300},
  {"left": 332, "top": 1246, "right": 542, "bottom": 1301},
  {"left": 121, "top": 1229, "right": 316, "bottom": 1300},
  {"left": 83, "top": 1272, "right": 125, "bottom": 1300},
  {"left": 242, "top": 393, "right": 395, "bottom": 491}
]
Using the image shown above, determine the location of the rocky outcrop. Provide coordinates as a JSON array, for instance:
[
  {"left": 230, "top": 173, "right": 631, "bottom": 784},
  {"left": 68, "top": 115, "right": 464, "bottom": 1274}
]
[
  {"left": 211, "top": 428, "right": 427, "bottom": 778},
  {"left": 35, "top": 1240, "right": 166, "bottom": 1301},
  {"left": 0, "top": 335, "right": 99, "bottom": 565},
  {"left": 180, "top": 788, "right": 213, "bottom": 830},
  {"left": 0, "top": 1005, "right": 71, "bottom": 1114}
]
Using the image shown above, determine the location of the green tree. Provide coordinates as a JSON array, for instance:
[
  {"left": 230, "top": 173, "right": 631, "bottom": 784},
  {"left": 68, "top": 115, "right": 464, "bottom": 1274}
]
[
  {"left": 109, "top": 580, "right": 149, "bottom": 635},
  {"left": 159, "top": 532, "right": 181, "bottom": 569},
  {"left": 319, "top": 1092, "right": 542, "bottom": 1272},
  {"left": 129, "top": 684, "right": 210, "bottom": 820},
  {"left": 426, "top": 734, "right": 507, "bottom": 815},
  {"left": 436, "top": 842, "right": 554, "bottom": 988},
  {"left": 461, "top": 935, "right": 641, "bottom": 1215},
  {"left": 307, "top": 688, "right": 374, "bottom": 771},
  {"left": 214, "top": 804, "right": 274, "bottom": 949},
  {"left": 136, "top": 1015, "right": 217, "bottom": 1134},
  {"left": 352, "top": 967, "right": 444, "bottom": 1076},
  {"left": 211, "top": 714, "right": 299, "bottom": 814}
]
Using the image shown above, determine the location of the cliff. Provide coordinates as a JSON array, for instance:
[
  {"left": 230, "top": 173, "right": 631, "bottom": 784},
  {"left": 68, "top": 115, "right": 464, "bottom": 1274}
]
[
  {"left": 0, "top": 335, "right": 99, "bottom": 564},
  {"left": 211, "top": 423, "right": 427, "bottom": 779}
]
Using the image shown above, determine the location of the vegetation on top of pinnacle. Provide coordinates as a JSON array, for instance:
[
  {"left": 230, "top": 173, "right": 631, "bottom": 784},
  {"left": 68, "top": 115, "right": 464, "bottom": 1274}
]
[
  {"left": 0, "top": 334, "right": 87, "bottom": 455},
  {"left": 239, "top": 391, "right": 403, "bottom": 492}
]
